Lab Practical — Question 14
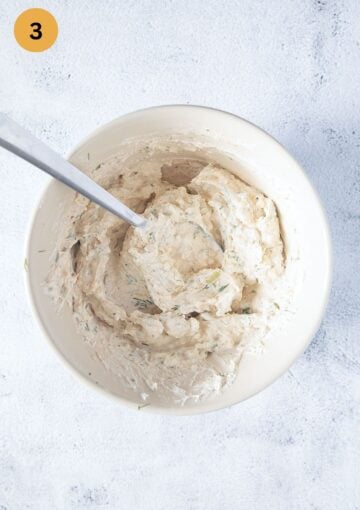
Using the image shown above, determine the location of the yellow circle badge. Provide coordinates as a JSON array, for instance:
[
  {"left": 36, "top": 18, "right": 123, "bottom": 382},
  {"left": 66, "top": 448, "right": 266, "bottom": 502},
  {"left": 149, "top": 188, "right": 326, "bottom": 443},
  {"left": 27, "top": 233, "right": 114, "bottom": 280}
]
[{"left": 14, "top": 8, "right": 58, "bottom": 52}]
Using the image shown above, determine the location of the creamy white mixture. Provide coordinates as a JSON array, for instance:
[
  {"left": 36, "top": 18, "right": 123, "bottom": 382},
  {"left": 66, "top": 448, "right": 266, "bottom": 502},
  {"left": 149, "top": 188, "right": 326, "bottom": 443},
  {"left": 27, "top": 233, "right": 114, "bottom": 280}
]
[{"left": 47, "top": 143, "right": 291, "bottom": 405}]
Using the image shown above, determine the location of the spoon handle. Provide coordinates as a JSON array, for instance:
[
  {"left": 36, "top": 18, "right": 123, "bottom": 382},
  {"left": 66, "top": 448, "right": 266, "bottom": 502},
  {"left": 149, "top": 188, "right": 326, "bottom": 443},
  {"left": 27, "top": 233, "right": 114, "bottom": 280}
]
[{"left": 0, "top": 114, "right": 146, "bottom": 227}]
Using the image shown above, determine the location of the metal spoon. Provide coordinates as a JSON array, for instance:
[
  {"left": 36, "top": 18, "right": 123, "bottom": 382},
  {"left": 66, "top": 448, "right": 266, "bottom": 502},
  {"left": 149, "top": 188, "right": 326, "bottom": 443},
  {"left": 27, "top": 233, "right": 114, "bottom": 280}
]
[{"left": 0, "top": 114, "right": 146, "bottom": 227}]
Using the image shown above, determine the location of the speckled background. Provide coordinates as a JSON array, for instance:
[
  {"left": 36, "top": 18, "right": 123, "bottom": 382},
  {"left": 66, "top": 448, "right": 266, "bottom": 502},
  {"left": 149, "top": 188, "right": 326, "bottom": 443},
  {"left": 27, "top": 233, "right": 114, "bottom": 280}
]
[{"left": 0, "top": 1, "right": 359, "bottom": 509}]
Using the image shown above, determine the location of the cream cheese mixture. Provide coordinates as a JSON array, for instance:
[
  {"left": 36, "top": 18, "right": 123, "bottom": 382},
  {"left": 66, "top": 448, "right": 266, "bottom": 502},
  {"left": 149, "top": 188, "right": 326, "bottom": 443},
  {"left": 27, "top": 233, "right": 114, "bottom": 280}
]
[{"left": 47, "top": 142, "right": 291, "bottom": 405}]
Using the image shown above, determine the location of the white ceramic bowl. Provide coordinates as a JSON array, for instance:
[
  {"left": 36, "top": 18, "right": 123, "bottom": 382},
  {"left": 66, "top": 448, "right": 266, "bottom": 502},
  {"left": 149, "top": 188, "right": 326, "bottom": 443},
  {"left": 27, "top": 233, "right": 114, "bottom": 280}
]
[{"left": 25, "top": 105, "right": 331, "bottom": 415}]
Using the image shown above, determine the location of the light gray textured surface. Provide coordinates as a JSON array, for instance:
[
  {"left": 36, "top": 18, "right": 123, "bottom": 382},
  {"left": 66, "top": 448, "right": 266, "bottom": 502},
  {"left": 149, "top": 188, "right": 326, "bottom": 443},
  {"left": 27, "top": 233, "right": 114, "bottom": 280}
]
[{"left": 0, "top": 1, "right": 359, "bottom": 509}]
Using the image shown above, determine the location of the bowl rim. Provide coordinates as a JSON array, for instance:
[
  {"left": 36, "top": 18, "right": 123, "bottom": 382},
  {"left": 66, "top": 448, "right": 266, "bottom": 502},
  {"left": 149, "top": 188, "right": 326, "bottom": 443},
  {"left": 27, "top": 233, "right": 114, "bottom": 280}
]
[{"left": 24, "top": 104, "right": 333, "bottom": 415}]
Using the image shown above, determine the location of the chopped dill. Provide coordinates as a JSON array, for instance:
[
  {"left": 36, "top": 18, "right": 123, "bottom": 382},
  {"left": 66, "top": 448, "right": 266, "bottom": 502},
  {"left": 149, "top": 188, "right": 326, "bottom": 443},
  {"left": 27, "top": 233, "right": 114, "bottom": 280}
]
[
  {"left": 241, "top": 307, "right": 252, "bottom": 314},
  {"left": 138, "top": 403, "right": 150, "bottom": 410},
  {"left": 133, "top": 297, "right": 154, "bottom": 309}
]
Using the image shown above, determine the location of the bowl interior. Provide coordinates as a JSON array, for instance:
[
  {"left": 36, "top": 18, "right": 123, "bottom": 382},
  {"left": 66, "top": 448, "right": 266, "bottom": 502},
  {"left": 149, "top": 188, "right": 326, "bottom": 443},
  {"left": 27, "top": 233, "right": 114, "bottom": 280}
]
[{"left": 26, "top": 106, "right": 331, "bottom": 414}]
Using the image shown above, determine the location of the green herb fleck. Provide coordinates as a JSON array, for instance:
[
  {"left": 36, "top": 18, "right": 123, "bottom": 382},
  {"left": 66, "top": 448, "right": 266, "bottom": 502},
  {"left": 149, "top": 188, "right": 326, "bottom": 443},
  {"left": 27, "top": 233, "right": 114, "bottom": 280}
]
[
  {"left": 218, "top": 284, "right": 229, "bottom": 292},
  {"left": 87, "top": 152, "right": 90, "bottom": 160},
  {"left": 137, "top": 403, "right": 150, "bottom": 410},
  {"left": 37, "top": 249, "right": 46, "bottom": 253},
  {"left": 274, "top": 302, "right": 280, "bottom": 309},
  {"left": 23, "top": 258, "right": 28, "bottom": 272},
  {"left": 133, "top": 297, "right": 154, "bottom": 309},
  {"left": 172, "top": 305, "right": 179, "bottom": 311},
  {"left": 126, "top": 274, "right": 137, "bottom": 285},
  {"left": 241, "top": 307, "right": 252, "bottom": 314}
]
